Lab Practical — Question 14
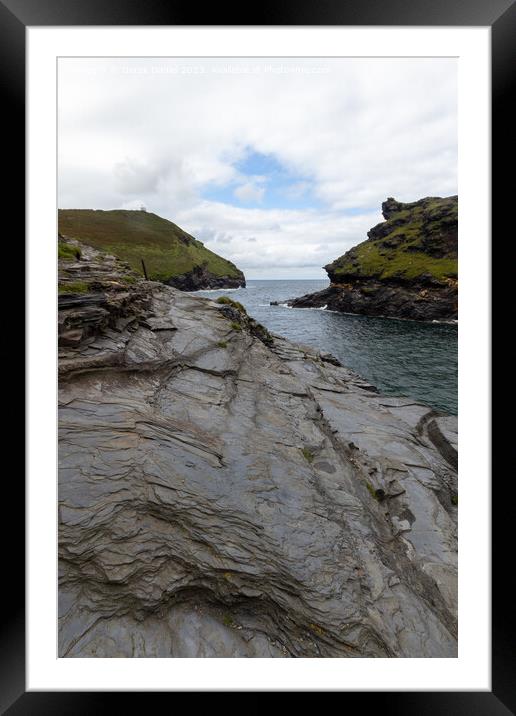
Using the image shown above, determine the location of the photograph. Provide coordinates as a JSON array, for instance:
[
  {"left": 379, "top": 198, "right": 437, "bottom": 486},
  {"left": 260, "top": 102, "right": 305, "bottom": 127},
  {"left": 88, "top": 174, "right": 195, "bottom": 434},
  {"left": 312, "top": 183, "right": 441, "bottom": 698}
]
[
  {"left": 7, "top": 0, "right": 508, "bottom": 703},
  {"left": 57, "top": 56, "right": 459, "bottom": 659}
]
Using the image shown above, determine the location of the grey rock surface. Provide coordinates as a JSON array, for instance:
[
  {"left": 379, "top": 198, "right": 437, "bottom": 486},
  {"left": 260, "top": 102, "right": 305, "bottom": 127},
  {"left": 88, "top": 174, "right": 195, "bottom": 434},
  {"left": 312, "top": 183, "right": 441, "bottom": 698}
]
[{"left": 58, "top": 242, "right": 458, "bottom": 658}]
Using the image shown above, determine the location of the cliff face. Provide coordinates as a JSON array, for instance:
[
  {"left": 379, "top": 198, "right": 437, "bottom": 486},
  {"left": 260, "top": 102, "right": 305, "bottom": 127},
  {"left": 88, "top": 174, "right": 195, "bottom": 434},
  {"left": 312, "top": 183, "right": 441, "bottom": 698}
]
[
  {"left": 58, "top": 240, "right": 458, "bottom": 658},
  {"left": 58, "top": 209, "right": 246, "bottom": 290},
  {"left": 290, "top": 196, "right": 458, "bottom": 321}
]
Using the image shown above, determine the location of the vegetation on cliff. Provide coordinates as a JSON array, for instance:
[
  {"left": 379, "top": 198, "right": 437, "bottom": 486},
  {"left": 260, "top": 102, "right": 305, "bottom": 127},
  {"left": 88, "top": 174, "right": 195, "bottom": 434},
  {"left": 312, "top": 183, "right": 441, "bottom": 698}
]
[
  {"left": 288, "top": 196, "right": 458, "bottom": 321},
  {"left": 326, "top": 196, "right": 457, "bottom": 284},
  {"left": 58, "top": 209, "right": 245, "bottom": 287}
]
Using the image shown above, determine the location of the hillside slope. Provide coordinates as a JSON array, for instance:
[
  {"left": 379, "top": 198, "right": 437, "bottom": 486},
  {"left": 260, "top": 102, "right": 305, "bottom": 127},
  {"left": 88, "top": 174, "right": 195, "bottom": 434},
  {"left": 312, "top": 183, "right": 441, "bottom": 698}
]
[
  {"left": 58, "top": 209, "right": 245, "bottom": 290},
  {"left": 289, "top": 196, "right": 458, "bottom": 321}
]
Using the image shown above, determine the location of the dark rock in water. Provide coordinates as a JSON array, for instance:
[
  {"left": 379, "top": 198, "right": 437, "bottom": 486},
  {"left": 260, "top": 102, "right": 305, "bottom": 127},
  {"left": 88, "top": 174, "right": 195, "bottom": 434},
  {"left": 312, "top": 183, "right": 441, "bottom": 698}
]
[
  {"left": 289, "top": 280, "right": 457, "bottom": 322},
  {"left": 289, "top": 196, "right": 458, "bottom": 322},
  {"left": 167, "top": 263, "right": 245, "bottom": 291},
  {"left": 58, "top": 239, "right": 457, "bottom": 658}
]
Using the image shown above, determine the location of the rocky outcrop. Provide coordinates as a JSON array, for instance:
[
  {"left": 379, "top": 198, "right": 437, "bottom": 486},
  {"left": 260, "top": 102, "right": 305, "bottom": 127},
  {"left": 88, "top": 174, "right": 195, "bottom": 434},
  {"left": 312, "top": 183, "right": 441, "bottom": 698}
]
[
  {"left": 288, "top": 196, "right": 458, "bottom": 322},
  {"left": 58, "top": 240, "right": 458, "bottom": 658},
  {"left": 166, "top": 263, "right": 245, "bottom": 291},
  {"left": 286, "top": 278, "right": 457, "bottom": 322}
]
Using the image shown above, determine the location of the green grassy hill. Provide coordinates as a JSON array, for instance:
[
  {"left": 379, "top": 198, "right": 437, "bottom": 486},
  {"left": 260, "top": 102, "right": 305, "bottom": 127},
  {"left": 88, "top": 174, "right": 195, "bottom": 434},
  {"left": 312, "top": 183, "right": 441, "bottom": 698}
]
[
  {"left": 58, "top": 209, "right": 244, "bottom": 285},
  {"left": 327, "top": 195, "right": 458, "bottom": 284}
]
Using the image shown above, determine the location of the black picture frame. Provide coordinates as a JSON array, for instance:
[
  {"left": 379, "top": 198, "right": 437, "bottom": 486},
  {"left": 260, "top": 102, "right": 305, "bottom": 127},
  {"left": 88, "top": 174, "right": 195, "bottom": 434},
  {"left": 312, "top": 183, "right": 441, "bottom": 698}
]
[{"left": 8, "top": 0, "right": 513, "bottom": 709}]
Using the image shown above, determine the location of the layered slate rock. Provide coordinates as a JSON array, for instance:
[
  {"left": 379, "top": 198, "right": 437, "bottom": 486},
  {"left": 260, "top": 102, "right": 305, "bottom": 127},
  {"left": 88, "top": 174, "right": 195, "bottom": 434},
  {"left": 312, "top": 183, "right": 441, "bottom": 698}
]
[
  {"left": 58, "top": 241, "right": 458, "bottom": 658},
  {"left": 288, "top": 196, "right": 458, "bottom": 322}
]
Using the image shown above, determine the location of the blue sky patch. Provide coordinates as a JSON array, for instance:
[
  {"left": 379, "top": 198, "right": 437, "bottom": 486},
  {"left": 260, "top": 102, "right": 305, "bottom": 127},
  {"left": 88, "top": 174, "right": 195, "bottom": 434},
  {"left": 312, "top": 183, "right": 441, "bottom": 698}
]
[{"left": 202, "top": 149, "right": 323, "bottom": 210}]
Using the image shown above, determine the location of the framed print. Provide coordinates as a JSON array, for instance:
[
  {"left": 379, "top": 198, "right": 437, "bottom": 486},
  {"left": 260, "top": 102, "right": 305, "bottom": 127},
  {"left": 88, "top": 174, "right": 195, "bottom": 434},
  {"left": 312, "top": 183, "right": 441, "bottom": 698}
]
[{"left": 7, "top": 0, "right": 514, "bottom": 708}]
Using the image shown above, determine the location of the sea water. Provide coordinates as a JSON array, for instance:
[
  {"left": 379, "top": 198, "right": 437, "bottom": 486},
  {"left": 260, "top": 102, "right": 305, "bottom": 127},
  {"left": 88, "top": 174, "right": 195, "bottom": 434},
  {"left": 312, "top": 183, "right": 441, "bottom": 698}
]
[{"left": 194, "top": 279, "right": 458, "bottom": 415}]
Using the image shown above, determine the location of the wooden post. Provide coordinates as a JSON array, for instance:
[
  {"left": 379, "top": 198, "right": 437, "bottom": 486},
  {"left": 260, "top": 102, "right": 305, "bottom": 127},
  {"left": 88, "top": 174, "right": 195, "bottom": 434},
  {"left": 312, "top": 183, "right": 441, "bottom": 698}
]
[{"left": 141, "top": 259, "right": 148, "bottom": 280}]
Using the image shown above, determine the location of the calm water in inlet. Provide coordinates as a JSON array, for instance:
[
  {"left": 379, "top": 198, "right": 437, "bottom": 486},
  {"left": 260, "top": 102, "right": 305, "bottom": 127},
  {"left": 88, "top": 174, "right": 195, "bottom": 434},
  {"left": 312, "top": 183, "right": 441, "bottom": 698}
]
[{"left": 194, "top": 280, "right": 458, "bottom": 415}]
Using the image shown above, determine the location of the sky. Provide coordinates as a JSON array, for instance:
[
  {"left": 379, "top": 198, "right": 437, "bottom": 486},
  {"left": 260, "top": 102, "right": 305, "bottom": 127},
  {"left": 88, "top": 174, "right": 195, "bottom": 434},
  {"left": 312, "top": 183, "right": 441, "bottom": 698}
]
[{"left": 58, "top": 58, "right": 457, "bottom": 279}]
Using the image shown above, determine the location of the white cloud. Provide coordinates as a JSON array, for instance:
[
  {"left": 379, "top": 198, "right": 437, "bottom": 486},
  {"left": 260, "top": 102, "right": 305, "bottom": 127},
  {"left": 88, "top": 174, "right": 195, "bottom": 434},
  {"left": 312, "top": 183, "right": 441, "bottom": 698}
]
[
  {"left": 58, "top": 57, "right": 457, "bottom": 278},
  {"left": 114, "top": 157, "right": 162, "bottom": 194},
  {"left": 234, "top": 178, "right": 266, "bottom": 203},
  {"left": 282, "top": 181, "right": 311, "bottom": 200},
  {"left": 173, "top": 200, "right": 382, "bottom": 278}
]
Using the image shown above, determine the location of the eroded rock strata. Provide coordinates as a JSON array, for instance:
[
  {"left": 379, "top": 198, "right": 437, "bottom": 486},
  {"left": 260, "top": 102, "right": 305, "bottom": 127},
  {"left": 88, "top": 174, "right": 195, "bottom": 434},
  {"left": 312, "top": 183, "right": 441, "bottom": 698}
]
[
  {"left": 59, "top": 240, "right": 458, "bottom": 658},
  {"left": 288, "top": 196, "right": 458, "bottom": 322}
]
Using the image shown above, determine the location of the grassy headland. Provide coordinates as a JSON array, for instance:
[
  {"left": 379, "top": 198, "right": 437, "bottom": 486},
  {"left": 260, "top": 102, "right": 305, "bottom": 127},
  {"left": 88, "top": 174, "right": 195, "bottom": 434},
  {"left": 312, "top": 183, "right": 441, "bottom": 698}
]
[
  {"left": 327, "top": 196, "right": 458, "bottom": 284},
  {"left": 58, "top": 209, "right": 244, "bottom": 284}
]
